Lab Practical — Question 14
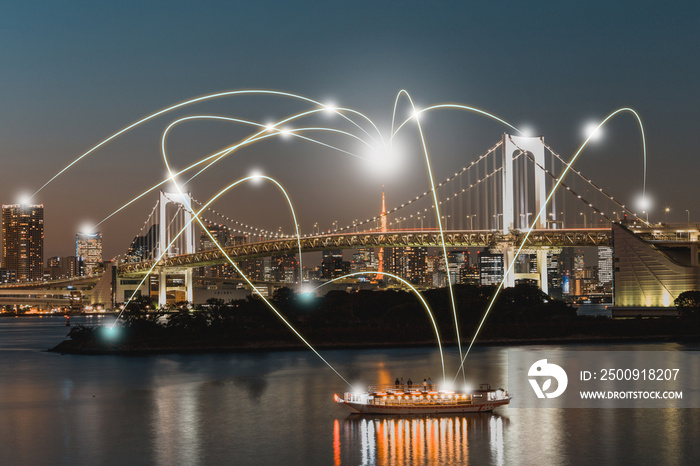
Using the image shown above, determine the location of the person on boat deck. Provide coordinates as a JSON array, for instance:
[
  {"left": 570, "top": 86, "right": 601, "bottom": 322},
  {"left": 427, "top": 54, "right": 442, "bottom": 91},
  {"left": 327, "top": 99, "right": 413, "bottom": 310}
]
[
  {"left": 423, "top": 379, "right": 428, "bottom": 390},
  {"left": 395, "top": 377, "right": 400, "bottom": 388},
  {"left": 407, "top": 378, "right": 413, "bottom": 389},
  {"left": 427, "top": 377, "right": 433, "bottom": 390},
  {"left": 400, "top": 377, "right": 404, "bottom": 388}
]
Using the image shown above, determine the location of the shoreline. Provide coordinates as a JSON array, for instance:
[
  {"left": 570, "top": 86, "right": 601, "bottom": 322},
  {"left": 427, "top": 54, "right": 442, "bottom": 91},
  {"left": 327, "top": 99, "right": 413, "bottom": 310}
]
[{"left": 48, "top": 334, "right": 699, "bottom": 355}]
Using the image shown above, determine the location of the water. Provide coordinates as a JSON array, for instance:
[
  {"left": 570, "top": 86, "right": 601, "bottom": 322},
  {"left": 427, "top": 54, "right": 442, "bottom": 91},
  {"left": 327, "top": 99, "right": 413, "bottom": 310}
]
[{"left": 1, "top": 316, "right": 698, "bottom": 465}]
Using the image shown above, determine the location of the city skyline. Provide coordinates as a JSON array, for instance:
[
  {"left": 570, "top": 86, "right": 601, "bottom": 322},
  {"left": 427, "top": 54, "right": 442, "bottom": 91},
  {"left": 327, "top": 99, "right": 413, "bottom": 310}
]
[
  {"left": 1, "top": 1, "right": 699, "bottom": 260},
  {"left": 2, "top": 4, "right": 699, "bottom": 465}
]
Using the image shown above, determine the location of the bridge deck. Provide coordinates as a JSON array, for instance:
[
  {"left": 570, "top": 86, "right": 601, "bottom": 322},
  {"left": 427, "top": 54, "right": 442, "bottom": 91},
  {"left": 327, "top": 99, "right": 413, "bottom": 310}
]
[{"left": 118, "top": 228, "right": 613, "bottom": 276}]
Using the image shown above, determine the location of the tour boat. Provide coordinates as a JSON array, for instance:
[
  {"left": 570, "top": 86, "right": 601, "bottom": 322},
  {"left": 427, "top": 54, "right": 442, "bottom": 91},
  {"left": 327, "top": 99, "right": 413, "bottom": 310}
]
[{"left": 334, "top": 383, "right": 510, "bottom": 415}]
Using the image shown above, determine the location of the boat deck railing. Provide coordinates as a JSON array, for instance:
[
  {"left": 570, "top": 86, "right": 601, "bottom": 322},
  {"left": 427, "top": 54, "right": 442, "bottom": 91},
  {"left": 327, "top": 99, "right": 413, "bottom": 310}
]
[
  {"left": 344, "top": 384, "right": 509, "bottom": 406},
  {"left": 367, "top": 384, "right": 441, "bottom": 394}
]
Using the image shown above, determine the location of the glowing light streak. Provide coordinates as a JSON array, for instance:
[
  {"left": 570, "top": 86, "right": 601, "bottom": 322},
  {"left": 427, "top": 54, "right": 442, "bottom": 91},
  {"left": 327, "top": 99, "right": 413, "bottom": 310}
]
[
  {"left": 115, "top": 175, "right": 353, "bottom": 388},
  {"left": 391, "top": 91, "right": 524, "bottom": 381},
  {"left": 308, "top": 271, "right": 445, "bottom": 385},
  {"left": 29, "top": 86, "right": 648, "bottom": 391},
  {"left": 157, "top": 116, "right": 364, "bottom": 281},
  {"left": 389, "top": 90, "right": 464, "bottom": 380},
  {"left": 30, "top": 89, "right": 382, "bottom": 200},
  {"left": 158, "top": 115, "right": 379, "bottom": 283},
  {"left": 518, "top": 148, "right": 631, "bottom": 224},
  {"left": 542, "top": 141, "right": 642, "bottom": 222},
  {"left": 181, "top": 108, "right": 375, "bottom": 187},
  {"left": 327, "top": 141, "right": 504, "bottom": 234},
  {"left": 165, "top": 122, "right": 306, "bottom": 285},
  {"left": 392, "top": 103, "right": 521, "bottom": 139},
  {"left": 93, "top": 119, "right": 369, "bottom": 230},
  {"left": 454, "top": 107, "right": 648, "bottom": 380}
]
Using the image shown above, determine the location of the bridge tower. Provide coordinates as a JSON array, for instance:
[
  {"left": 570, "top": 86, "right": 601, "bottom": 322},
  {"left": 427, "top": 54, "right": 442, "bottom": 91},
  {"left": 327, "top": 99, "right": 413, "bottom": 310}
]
[
  {"left": 501, "top": 134, "right": 549, "bottom": 293},
  {"left": 157, "top": 191, "right": 195, "bottom": 307}
]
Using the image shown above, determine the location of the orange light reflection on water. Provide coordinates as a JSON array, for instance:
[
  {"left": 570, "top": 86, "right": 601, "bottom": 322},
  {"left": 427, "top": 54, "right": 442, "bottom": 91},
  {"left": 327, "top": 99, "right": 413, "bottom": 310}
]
[
  {"left": 333, "top": 419, "right": 341, "bottom": 466},
  {"left": 337, "top": 415, "right": 505, "bottom": 465}
]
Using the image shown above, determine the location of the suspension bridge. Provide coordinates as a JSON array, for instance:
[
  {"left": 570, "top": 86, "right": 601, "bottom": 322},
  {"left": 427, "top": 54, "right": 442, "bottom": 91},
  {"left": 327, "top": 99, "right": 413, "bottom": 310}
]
[
  {"left": 89, "top": 134, "right": 700, "bottom": 310},
  {"left": 2, "top": 133, "right": 698, "bottom": 312}
]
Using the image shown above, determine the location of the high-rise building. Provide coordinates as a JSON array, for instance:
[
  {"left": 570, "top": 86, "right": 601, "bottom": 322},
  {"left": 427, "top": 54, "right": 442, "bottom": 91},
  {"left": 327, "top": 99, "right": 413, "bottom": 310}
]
[
  {"left": 547, "top": 252, "right": 563, "bottom": 299},
  {"left": 271, "top": 254, "right": 299, "bottom": 283},
  {"left": 76, "top": 232, "right": 102, "bottom": 275},
  {"left": 45, "top": 256, "right": 82, "bottom": 280},
  {"left": 447, "top": 250, "right": 468, "bottom": 285},
  {"left": 479, "top": 251, "right": 504, "bottom": 286},
  {"left": 385, "top": 247, "right": 403, "bottom": 277},
  {"left": 2, "top": 204, "right": 44, "bottom": 281},
  {"left": 321, "top": 250, "right": 344, "bottom": 279},
  {"left": 240, "top": 257, "right": 265, "bottom": 281},
  {"left": 405, "top": 247, "right": 428, "bottom": 285},
  {"left": 200, "top": 224, "right": 230, "bottom": 251},
  {"left": 351, "top": 248, "right": 377, "bottom": 274},
  {"left": 598, "top": 246, "right": 613, "bottom": 285},
  {"left": 200, "top": 224, "right": 231, "bottom": 278},
  {"left": 0, "top": 269, "right": 16, "bottom": 284},
  {"left": 573, "top": 250, "right": 585, "bottom": 279},
  {"left": 125, "top": 225, "right": 158, "bottom": 262}
]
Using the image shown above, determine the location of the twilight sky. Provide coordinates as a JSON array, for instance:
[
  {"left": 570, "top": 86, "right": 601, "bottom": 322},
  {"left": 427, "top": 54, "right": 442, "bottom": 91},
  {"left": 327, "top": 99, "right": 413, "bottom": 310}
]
[{"left": 1, "top": 0, "right": 698, "bottom": 259}]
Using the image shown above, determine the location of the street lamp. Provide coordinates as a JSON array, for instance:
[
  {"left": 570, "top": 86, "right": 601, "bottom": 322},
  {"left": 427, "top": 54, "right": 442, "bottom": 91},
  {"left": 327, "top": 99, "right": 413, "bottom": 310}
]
[
  {"left": 580, "top": 212, "right": 587, "bottom": 228},
  {"left": 467, "top": 214, "right": 476, "bottom": 230},
  {"left": 493, "top": 213, "right": 503, "bottom": 230},
  {"left": 664, "top": 207, "right": 670, "bottom": 224},
  {"left": 687, "top": 209, "right": 691, "bottom": 223},
  {"left": 441, "top": 215, "right": 451, "bottom": 230},
  {"left": 642, "top": 210, "right": 649, "bottom": 224}
]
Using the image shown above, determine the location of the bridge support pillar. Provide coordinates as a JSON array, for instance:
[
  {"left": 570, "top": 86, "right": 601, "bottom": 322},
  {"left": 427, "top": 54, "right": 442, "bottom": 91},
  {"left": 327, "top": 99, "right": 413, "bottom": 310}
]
[
  {"left": 186, "top": 269, "right": 193, "bottom": 303},
  {"left": 502, "top": 245, "right": 516, "bottom": 288},
  {"left": 502, "top": 134, "right": 547, "bottom": 232},
  {"left": 159, "top": 269, "right": 167, "bottom": 308},
  {"left": 537, "top": 249, "right": 549, "bottom": 296},
  {"left": 157, "top": 190, "right": 195, "bottom": 308}
]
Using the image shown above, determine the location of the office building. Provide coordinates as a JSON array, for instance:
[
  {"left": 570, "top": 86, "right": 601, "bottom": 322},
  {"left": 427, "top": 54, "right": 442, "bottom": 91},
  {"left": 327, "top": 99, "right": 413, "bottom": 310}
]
[
  {"left": 200, "top": 224, "right": 232, "bottom": 278},
  {"left": 45, "top": 256, "right": 82, "bottom": 280},
  {"left": 405, "top": 247, "right": 428, "bottom": 285},
  {"left": 126, "top": 225, "right": 158, "bottom": 262},
  {"left": 76, "top": 232, "right": 102, "bottom": 275},
  {"left": 2, "top": 203, "right": 44, "bottom": 281},
  {"left": 598, "top": 246, "right": 613, "bottom": 285},
  {"left": 479, "top": 251, "right": 504, "bottom": 286},
  {"left": 321, "top": 250, "right": 344, "bottom": 279}
]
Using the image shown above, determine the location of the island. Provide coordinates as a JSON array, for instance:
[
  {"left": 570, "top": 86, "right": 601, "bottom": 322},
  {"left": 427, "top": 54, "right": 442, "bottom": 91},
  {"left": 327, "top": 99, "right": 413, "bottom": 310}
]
[{"left": 49, "top": 285, "right": 700, "bottom": 354}]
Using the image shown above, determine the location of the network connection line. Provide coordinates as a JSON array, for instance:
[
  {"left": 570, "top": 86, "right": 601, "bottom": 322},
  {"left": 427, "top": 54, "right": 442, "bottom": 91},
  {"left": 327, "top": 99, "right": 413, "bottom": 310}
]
[
  {"left": 308, "top": 271, "right": 446, "bottom": 385},
  {"left": 27, "top": 86, "right": 649, "bottom": 391},
  {"left": 115, "top": 175, "right": 354, "bottom": 389},
  {"left": 454, "top": 107, "right": 648, "bottom": 381},
  {"left": 30, "top": 89, "right": 381, "bottom": 201},
  {"left": 179, "top": 108, "right": 377, "bottom": 186},
  {"left": 390, "top": 90, "right": 524, "bottom": 382},
  {"left": 94, "top": 116, "right": 369, "bottom": 230}
]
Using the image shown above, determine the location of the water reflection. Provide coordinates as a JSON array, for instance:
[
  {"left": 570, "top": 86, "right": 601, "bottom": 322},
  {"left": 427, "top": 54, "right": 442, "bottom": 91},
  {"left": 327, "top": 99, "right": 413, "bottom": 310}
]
[
  {"left": 239, "top": 375, "right": 268, "bottom": 403},
  {"left": 152, "top": 383, "right": 202, "bottom": 466},
  {"left": 336, "top": 414, "right": 508, "bottom": 465}
]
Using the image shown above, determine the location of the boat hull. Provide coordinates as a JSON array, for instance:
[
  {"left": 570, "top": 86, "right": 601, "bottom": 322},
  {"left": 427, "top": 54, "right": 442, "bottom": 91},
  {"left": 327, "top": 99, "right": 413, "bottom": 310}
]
[{"left": 338, "top": 399, "right": 509, "bottom": 415}]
